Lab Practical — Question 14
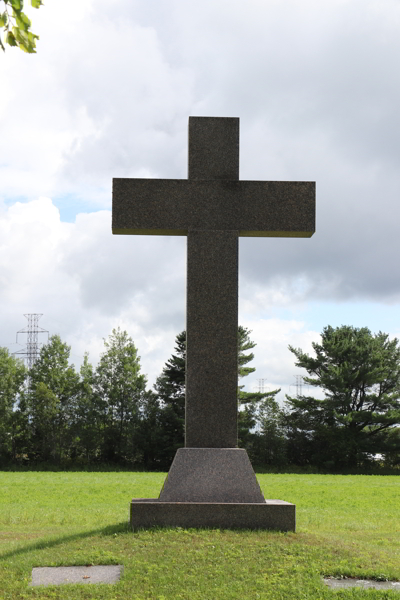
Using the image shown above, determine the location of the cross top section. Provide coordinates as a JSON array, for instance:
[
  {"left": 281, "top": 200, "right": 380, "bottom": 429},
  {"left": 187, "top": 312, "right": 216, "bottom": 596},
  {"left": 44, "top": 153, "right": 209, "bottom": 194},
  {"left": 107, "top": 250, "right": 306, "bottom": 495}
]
[
  {"left": 112, "top": 116, "right": 315, "bottom": 448},
  {"left": 188, "top": 117, "right": 239, "bottom": 181},
  {"left": 113, "top": 117, "right": 314, "bottom": 238}
]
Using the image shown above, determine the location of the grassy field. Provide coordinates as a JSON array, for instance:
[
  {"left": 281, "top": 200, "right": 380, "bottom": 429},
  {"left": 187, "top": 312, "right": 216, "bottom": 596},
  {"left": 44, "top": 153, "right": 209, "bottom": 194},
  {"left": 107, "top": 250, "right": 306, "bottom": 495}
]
[{"left": 0, "top": 472, "right": 399, "bottom": 599}]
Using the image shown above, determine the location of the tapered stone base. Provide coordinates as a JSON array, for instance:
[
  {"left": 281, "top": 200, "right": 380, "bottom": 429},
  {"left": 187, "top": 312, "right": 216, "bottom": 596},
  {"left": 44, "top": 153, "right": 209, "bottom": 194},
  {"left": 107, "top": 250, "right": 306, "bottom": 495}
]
[
  {"left": 130, "top": 499, "right": 295, "bottom": 531},
  {"left": 159, "top": 448, "right": 265, "bottom": 503},
  {"left": 130, "top": 448, "right": 295, "bottom": 531}
]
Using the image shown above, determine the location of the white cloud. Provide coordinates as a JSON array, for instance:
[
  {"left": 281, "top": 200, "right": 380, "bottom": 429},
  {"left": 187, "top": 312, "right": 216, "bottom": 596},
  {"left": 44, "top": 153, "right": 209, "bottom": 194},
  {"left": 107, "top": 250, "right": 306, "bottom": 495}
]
[
  {"left": 0, "top": 198, "right": 320, "bottom": 391},
  {"left": 2, "top": 0, "right": 400, "bottom": 389},
  {"left": 239, "top": 317, "right": 321, "bottom": 399},
  {"left": 0, "top": 198, "right": 186, "bottom": 385}
]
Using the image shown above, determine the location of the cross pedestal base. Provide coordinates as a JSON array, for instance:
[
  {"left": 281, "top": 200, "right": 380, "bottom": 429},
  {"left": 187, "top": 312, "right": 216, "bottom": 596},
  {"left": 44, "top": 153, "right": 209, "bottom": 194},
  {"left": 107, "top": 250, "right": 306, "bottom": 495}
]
[
  {"left": 131, "top": 499, "right": 295, "bottom": 531},
  {"left": 130, "top": 448, "right": 296, "bottom": 531}
]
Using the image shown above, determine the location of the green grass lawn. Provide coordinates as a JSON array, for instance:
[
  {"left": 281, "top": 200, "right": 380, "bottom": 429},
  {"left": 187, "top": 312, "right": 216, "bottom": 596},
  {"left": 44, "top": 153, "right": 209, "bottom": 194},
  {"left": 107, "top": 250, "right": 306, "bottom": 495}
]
[{"left": 0, "top": 472, "right": 399, "bottom": 599}]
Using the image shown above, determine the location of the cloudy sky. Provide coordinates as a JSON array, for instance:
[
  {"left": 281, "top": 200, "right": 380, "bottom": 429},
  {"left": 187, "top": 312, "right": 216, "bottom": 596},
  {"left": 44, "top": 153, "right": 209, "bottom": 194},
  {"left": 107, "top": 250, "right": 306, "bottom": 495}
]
[{"left": 1, "top": 0, "right": 400, "bottom": 399}]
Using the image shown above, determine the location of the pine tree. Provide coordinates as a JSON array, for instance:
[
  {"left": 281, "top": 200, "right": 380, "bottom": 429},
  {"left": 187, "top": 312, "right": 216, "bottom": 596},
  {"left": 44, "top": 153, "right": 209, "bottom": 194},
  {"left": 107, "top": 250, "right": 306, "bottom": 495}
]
[
  {"left": 286, "top": 325, "right": 400, "bottom": 468},
  {"left": 153, "top": 331, "right": 186, "bottom": 468},
  {"left": 154, "top": 327, "right": 281, "bottom": 466},
  {"left": 237, "top": 326, "right": 281, "bottom": 449}
]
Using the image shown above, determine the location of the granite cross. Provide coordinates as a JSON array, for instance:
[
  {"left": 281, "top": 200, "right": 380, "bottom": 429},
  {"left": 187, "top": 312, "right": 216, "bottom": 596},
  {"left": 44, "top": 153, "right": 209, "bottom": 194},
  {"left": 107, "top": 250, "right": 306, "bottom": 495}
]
[{"left": 112, "top": 117, "right": 315, "bottom": 449}]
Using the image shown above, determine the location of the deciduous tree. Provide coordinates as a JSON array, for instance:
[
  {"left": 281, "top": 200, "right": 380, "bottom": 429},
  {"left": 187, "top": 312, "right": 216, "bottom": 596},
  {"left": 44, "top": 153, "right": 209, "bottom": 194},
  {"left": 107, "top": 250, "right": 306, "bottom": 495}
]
[
  {"left": 94, "top": 328, "right": 147, "bottom": 463},
  {"left": 73, "top": 352, "right": 102, "bottom": 463},
  {"left": 28, "top": 335, "right": 80, "bottom": 462},
  {"left": 0, "top": 0, "right": 42, "bottom": 53},
  {"left": 0, "top": 347, "right": 26, "bottom": 462}
]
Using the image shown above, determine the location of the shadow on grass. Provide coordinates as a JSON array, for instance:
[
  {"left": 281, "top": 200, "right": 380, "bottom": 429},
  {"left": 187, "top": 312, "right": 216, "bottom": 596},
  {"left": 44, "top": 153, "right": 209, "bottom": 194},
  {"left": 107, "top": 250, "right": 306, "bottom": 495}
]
[{"left": 0, "top": 521, "right": 131, "bottom": 562}]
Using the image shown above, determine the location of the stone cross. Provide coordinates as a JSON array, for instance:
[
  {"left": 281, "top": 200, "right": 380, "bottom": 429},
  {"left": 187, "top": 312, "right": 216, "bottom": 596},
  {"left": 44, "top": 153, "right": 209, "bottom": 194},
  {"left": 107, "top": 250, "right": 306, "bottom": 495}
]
[{"left": 112, "top": 117, "right": 315, "bottom": 449}]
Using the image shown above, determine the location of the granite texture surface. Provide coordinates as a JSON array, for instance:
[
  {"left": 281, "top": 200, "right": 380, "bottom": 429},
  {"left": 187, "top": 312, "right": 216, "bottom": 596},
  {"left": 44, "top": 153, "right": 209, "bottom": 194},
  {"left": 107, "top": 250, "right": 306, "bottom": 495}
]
[
  {"left": 186, "top": 231, "right": 238, "bottom": 447},
  {"left": 30, "top": 566, "right": 123, "bottom": 586},
  {"left": 159, "top": 448, "right": 264, "bottom": 502},
  {"left": 188, "top": 116, "right": 239, "bottom": 180},
  {"left": 112, "top": 179, "right": 315, "bottom": 237},
  {"left": 130, "top": 500, "right": 295, "bottom": 531}
]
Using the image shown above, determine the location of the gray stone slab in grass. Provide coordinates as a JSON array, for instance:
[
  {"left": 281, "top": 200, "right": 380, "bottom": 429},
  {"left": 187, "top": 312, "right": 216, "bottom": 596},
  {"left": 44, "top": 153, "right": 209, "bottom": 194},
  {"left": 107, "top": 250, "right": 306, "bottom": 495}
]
[
  {"left": 324, "top": 578, "right": 400, "bottom": 591},
  {"left": 30, "top": 565, "right": 123, "bottom": 586}
]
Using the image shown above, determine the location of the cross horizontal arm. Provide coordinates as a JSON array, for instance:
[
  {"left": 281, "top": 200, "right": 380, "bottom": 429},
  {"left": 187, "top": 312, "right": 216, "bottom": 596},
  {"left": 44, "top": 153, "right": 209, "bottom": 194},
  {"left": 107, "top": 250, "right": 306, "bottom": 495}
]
[{"left": 112, "top": 179, "right": 315, "bottom": 237}]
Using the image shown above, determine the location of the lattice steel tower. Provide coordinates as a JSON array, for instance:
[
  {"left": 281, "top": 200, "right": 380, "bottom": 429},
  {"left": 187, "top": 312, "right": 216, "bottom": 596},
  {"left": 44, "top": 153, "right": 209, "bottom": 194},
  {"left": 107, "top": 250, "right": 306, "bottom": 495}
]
[
  {"left": 256, "top": 378, "right": 268, "bottom": 393},
  {"left": 294, "top": 375, "right": 303, "bottom": 398},
  {"left": 15, "top": 314, "right": 49, "bottom": 370}
]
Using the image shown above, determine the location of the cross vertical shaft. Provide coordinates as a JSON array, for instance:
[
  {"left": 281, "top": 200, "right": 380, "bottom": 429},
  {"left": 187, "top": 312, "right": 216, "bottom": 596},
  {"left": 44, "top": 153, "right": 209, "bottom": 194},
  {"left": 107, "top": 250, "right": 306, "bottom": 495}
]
[
  {"left": 186, "top": 229, "right": 238, "bottom": 447},
  {"left": 185, "top": 117, "right": 240, "bottom": 448}
]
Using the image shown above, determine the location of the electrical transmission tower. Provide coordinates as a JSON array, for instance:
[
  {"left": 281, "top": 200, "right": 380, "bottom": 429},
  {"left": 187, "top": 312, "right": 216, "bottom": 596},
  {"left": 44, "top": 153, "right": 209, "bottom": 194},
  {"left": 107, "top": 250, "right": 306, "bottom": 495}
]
[
  {"left": 14, "top": 314, "right": 49, "bottom": 370},
  {"left": 294, "top": 375, "right": 303, "bottom": 398},
  {"left": 255, "top": 378, "right": 268, "bottom": 393}
]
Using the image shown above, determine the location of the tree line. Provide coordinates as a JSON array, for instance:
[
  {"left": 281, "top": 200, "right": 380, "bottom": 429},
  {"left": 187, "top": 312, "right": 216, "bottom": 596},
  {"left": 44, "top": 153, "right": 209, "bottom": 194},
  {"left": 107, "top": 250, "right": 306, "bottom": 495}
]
[{"left": 0, "top": 325, "right": 399, "bottom": 471}]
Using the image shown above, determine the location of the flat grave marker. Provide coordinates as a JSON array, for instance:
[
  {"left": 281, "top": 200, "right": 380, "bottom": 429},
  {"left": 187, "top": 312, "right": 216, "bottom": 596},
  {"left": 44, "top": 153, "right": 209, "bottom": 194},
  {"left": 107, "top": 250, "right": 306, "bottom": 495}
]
[
  {"left": 324, "top": 578, "right": 400, "bottom": 591},
  {"left": 30, "top": 565, "right": 123, "bottom": 586}
]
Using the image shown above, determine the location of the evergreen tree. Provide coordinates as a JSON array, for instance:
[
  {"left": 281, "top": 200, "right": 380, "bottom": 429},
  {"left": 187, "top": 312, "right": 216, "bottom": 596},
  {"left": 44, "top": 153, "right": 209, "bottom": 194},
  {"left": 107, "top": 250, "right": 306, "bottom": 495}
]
[
  {"left": 286, "top": 325, "right": 400, "bottom": 468},
  {"left": 153, "top": 331, "right": 186, "bottom": 468},
  {"left": 237, "top": 326, "right": 281, "bottom": 449},
  {"left": 382, "top": 427, "right": 400, "bottom": 467},
  {"left": 154, "top": 327, "right": 281, "bottom": 466},
  {"left": 238, "top": 325, "right": 256, "bottom": 380}
]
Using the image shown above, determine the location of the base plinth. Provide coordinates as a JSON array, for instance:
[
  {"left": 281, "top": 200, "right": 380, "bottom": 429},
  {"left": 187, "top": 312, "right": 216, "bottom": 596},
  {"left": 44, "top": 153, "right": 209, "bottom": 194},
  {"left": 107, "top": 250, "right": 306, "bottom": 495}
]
[
  {"left": 130, "top": 448, "right": 295, "bottom": 531},
  {"left": 130, "top": 499, "right": 295, "bottom": 531}
]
